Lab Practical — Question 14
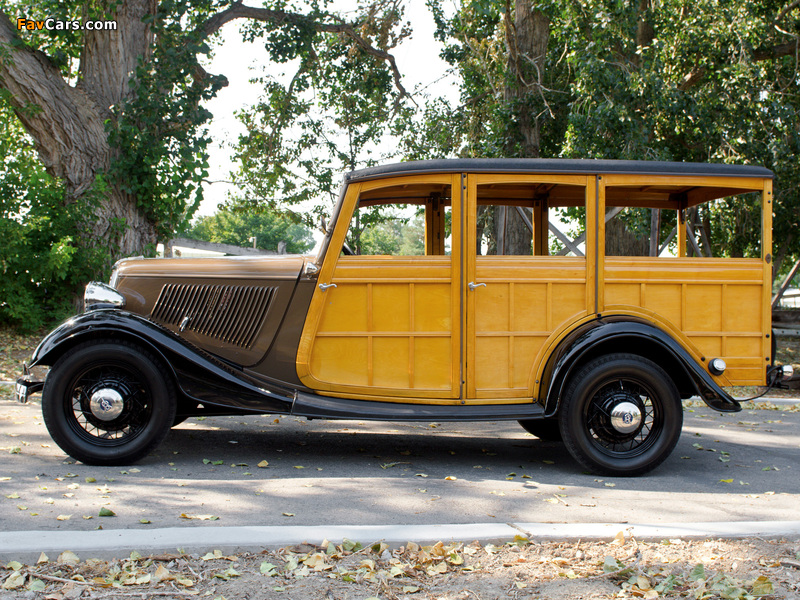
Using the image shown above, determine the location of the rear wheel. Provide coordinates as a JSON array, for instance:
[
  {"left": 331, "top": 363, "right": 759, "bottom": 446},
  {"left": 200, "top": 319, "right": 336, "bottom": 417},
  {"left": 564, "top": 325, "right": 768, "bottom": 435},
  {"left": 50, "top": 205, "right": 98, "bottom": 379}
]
[
  {"left": 42, "top": 340, "right": 176, "bottom": 465},
  {"left": 558, "top": 353, "right": 682, "bottom": 476},
  {"left": 518, "top": 419, "right": 562, "bottom": 441}
]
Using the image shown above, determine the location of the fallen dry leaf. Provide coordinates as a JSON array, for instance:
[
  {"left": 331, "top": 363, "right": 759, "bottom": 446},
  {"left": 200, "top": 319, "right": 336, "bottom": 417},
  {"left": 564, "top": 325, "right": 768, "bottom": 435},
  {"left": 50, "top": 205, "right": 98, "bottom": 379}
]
[{"left": 57, "top": 550, "right": 80, "bottom": 565}]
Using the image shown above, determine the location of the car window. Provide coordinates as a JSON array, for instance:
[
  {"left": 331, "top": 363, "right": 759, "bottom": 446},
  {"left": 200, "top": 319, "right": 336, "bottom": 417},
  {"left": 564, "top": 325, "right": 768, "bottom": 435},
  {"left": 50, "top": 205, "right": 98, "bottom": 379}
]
[
  {"left": 345, "top": 182, "right": 453, "bottom": 256},
  {"left": 604, "top": 185, "right": 762, "bottom": 258},
  {"left": 475, "top": 181, "right": 587, "bottom": 256}
]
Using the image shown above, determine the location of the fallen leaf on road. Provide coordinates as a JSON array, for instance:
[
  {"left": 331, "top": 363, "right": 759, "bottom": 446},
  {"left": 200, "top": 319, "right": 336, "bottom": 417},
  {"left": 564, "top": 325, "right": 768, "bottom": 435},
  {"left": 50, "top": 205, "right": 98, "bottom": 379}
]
[
  {"left": 180, "top": 513, "right": 219, "bottom": 520},
  {"left": 98, "top": 507, "right": 116, "bottom": 517},
  {"left": 380, "top": 462, "right": 409, "bottom": 469},
  {"left": 258, "top": 460, "right": 269, "bottom": 468}
]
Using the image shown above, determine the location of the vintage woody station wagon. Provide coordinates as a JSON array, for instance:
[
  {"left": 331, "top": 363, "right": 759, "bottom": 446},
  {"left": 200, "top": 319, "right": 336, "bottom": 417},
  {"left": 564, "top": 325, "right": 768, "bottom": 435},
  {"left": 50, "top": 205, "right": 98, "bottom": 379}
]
[{"left": 17, "top": 159, "right": 790, "bottom": 475}]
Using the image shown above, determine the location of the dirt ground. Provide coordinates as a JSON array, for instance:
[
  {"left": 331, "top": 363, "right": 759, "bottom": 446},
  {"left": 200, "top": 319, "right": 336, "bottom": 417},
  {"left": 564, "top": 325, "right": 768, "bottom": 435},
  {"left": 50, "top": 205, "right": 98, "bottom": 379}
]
[{"left": 2, "top": 535, "right": 800, "bottom": 599}]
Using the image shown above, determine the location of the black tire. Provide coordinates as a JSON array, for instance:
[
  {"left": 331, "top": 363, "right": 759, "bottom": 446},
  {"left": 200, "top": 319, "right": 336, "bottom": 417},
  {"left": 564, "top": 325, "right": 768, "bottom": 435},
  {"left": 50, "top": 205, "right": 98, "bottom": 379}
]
[
  {"left": 42, "top": 340, "right": 176, "bottom": 466},
  {"left": 558, "top": 353, "right": 682, "bottom": 476},
  {"left": 518, "top": 419, "right": 562, "bottom": 441}
]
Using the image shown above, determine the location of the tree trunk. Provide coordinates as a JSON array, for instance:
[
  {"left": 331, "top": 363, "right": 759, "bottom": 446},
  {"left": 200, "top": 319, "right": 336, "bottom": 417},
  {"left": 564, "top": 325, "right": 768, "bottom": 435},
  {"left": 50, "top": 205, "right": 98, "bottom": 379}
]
[
  {"left": 0, "top": 3, "right": 159, "bottom": 259},
  {"left": 495, "top": 0, "right": 550, "bottom": 255},
  {"left": 606, "top": 217, "right": 648, "bottom": 256}
]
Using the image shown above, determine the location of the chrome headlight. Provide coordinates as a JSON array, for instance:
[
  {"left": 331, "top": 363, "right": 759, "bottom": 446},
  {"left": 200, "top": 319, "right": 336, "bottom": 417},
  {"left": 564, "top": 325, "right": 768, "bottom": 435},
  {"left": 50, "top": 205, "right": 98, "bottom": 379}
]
[{"left": 84, "top": 282, "right": 126, "bottom": 312}]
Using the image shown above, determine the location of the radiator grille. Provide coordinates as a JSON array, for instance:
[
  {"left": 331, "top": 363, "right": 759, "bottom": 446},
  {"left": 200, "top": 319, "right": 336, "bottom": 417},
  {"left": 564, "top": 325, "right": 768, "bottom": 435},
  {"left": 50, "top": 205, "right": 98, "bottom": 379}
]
[{"left": 151, "top": 283, "right": 276, "bottom": 348}]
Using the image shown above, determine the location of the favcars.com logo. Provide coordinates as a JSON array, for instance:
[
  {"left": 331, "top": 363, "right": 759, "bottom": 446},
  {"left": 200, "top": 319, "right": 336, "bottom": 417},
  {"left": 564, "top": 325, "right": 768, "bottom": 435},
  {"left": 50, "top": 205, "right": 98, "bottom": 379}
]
[{"left": 17, "top": 17, "right": 117, "bottom": 31}]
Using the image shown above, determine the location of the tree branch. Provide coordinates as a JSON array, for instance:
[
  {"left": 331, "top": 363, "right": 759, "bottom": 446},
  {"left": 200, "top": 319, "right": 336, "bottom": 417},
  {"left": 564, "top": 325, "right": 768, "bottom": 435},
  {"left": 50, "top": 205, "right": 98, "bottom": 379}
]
[
  {"left": 753, "top": 40, "right": 798, "bottom": 61},
  {"left": 678, "top": 38, "right": 797, "bottom": 92},
  {"left": 197, "top": 2, "right": 408, "bottom": 98},
  {"left": 0, "top": 10, "right": 108, "bottom": 192},
  {"left": 677, "top": 66, "right": 707, "bottom": 92},
  {"left": 777, "top": 0, "right": 800, "bottom": 23}
]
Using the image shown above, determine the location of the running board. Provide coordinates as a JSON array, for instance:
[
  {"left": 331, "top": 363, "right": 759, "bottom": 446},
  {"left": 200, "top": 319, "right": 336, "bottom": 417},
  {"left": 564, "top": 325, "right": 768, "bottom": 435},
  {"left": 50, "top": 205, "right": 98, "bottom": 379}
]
[{"left": 292, "top": 392, "right": 546, "bottom": 422}]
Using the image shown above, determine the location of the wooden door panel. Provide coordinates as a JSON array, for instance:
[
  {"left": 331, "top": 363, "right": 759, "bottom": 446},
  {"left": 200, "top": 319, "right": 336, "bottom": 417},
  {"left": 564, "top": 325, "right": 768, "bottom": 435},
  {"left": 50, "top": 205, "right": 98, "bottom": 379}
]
[
  {"left": 469, "top": 259, "right": 587, "bottom": 399},
  {"left": 306, "top": 257, "right": 459, "bottom": 399}
]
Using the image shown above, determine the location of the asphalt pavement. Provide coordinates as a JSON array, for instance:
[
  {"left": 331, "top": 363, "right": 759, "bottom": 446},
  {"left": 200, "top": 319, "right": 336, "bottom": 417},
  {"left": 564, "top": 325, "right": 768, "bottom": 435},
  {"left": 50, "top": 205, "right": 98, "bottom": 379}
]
[{"left": 1, "top": 397, "right": 799, "bottom": 560}]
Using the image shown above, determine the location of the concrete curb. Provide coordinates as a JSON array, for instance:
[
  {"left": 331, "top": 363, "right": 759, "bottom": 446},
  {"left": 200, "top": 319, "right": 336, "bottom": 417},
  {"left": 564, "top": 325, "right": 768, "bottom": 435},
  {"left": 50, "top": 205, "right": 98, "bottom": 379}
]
[{"left": 2, "top": 521, "right": 800, "bottom": 563}]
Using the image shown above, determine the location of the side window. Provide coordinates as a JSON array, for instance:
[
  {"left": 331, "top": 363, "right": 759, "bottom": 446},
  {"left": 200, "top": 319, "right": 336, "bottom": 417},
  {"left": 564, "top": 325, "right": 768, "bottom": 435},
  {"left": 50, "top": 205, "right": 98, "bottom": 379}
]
[
  {"left": 476, "top": 182, "right": 586, "bottom": 256},
  {"left": 605, "top": 186, "right": 762, "bottom": 258},
  {"left": 345, "top": 183, "right": 452, "bottom": 256}
]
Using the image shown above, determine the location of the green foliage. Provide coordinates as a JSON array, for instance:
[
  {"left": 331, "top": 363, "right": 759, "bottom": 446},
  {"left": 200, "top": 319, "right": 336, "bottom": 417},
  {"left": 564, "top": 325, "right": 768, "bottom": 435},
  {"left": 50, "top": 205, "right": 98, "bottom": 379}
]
[
  {"left": 356, "top": 213, "right": 424, "bottom": 256},
  {"left": 557, "top": 0, "right": 798, "bottom": 259},
  {"left": 416, "top": 0, "right": 799, "bottom": 264},
  {"left": 232, "top": 2, "right": 410, "bottom": 226},
  {"left": 106, "top": 0, "right": 226, "bottom": 242},
  {"left": 0, "top": 103, "right": 106, "bottom": 330},
  {"left": 188, "top": 207, "right": 315, "bottom": 255}
]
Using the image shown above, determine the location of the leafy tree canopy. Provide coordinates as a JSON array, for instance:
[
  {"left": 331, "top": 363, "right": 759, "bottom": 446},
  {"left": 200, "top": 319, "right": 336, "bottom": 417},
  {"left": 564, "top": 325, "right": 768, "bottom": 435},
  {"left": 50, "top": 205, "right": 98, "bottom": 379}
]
[{"left": 188, "top": 207, "right": 315, "bottom": 255}]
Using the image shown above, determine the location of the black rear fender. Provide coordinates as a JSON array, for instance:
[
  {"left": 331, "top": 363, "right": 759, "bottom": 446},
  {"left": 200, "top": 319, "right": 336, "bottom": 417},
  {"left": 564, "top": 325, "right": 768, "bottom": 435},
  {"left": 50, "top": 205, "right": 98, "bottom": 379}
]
[{"left": 540, "top": 316, "right": 740, "bottom": 415}]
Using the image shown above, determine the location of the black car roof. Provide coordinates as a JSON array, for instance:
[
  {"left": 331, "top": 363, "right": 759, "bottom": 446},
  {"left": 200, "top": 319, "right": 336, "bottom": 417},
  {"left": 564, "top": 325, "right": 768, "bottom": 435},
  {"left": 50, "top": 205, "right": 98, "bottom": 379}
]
[{"left": 345, "top": 158, "right": 774, "bottom": 182}]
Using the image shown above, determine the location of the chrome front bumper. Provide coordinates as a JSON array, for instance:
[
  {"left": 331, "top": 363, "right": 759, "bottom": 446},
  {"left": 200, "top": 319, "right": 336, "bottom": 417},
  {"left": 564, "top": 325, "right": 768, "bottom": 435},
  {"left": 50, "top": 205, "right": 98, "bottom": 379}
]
[{"left": 15, "top": 364, "right": 43, "bottom": 403}]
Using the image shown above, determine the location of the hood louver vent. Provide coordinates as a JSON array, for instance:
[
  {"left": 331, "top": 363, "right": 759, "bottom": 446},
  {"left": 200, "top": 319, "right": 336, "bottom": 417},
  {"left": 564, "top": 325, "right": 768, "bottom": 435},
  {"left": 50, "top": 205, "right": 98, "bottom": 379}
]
[{"left": 151, "top": 283, "right": 276, "bottom": 349}]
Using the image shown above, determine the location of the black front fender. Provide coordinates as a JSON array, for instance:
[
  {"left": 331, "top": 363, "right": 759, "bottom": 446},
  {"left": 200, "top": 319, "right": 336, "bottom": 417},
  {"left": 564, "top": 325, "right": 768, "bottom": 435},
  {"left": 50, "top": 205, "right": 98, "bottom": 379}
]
[
  {"left": 541, "top": 317, "right": 741, "bottom": 415},
  {"left": 30, "top": 310, "right": 295, "bottom": 415}
]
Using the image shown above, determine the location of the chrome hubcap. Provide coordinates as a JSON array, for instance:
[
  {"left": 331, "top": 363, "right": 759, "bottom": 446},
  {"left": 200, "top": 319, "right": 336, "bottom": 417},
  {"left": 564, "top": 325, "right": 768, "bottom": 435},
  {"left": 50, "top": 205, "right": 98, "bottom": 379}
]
[
  {"left": 610, "top": 401, "right": 642, "bottom": 434},
  {"left": 89, "top": 388, "right": 124, "bottom": 421}
]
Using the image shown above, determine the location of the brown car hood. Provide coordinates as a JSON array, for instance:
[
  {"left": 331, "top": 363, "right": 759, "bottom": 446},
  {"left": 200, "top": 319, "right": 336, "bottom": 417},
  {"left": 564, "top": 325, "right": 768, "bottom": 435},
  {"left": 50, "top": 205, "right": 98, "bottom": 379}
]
[
  {"left": 112, "top": 254, "right": 310, "bottom": 369},
  {"left": 114, "top": 254, "right": 308, "bottom": 281}
]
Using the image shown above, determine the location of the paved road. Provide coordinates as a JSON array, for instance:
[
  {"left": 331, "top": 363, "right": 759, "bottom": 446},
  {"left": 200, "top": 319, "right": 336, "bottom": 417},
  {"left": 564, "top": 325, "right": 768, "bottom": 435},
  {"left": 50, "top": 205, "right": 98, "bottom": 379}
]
[{"left": 1, "top": 398, "right": 798, "bottom": 533}]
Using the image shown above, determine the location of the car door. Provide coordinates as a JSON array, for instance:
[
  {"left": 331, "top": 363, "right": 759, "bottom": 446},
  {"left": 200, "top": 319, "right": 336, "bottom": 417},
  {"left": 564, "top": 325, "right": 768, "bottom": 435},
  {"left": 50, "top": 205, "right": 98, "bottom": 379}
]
[
  {"left": 297, "top": 173, "right": 463, "bottom": 401},
  {"left": 463, "top": 173, "right": 595, "bottom": 402}
]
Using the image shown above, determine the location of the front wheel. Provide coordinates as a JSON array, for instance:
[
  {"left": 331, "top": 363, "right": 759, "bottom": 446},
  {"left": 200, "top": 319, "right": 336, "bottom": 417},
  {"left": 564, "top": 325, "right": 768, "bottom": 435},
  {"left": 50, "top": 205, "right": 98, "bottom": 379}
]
[
  {"left": 42, "top": 340, "right": 176, "bottom": 465},
  {"left": 558, "top": 353, "right": 682, "bottom": 476}
]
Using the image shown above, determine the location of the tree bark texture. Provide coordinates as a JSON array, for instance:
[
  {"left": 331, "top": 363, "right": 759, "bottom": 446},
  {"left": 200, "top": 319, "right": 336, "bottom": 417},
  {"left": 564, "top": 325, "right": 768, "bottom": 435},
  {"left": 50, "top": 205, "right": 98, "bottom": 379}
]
[{"left": 0, "top": 2, "right": 158, "bottom": 257}]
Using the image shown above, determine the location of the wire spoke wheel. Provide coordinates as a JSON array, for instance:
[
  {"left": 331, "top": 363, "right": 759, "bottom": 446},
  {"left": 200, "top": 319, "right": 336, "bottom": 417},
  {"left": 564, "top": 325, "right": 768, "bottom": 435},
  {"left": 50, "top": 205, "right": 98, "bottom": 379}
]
[
  {"left": 584, "top": 378, "right": 660, "bottom": 457},
  {"left": 559, "top": 353, "right": 682, "bottom": 476},
  {"left": 67, "top": 364, "right": 154, "bottom": 446},
  {"left": 42, "top": 340, "right": 175, "bottom": 465}
]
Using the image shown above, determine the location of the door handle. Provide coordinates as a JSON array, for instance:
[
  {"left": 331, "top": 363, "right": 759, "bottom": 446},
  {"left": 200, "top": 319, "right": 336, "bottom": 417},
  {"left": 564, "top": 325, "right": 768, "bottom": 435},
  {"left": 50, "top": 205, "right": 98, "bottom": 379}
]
[
  {"left": 468, "top": 282, "right": 486, "bottom": 291},
  {"left": 319, "top": 283, "right": 337, "bottom": 291}
]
